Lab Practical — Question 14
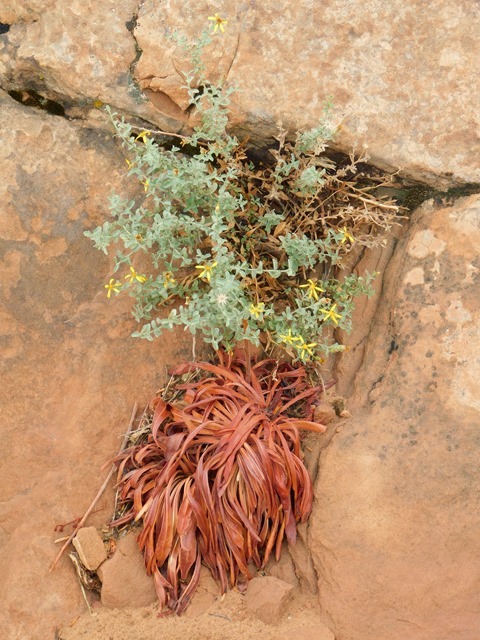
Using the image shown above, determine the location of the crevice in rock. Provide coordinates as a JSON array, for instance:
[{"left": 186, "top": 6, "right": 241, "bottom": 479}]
[
  {"left": 8, "top": 88, "right": 66, "bottom": 117},
  {"left": 320, "top": 151, "right": 480, "bottom": 212},
  {"left": 0, "top": 23, "right": 10, "bottom": 34},
  {"left": 393, "top": 181, "right": 480, "bottom": 211},
  {"left": 2, "top": 85, "right": 116, "bottom": 124},
  {"left": 329, "top": 229, "right": 401, "bottom": 398},
  {"left": 224, "top": 32, "right": 241, "bottom": 84},
  {"left": 125, "top": 3, "right": 147, "bottom": 105},
  {"left": 331, "top": 203, "right": 420, "bottom": 407},
  {"left": 354, "top": 242, "right": 402, "bottom": 405}
]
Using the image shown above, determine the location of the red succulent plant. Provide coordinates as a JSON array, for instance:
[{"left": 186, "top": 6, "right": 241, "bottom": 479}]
[{"left": 112, "top": 350, "right": 328, "bottom": 614}]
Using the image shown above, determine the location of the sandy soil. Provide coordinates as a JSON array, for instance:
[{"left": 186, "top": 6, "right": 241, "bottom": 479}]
[{"left": 58, "top": 588, "right": 330, "bottom": 640}]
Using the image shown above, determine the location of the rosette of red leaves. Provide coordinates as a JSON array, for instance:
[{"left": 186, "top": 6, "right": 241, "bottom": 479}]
[{"left": 112, "top": 350, "right": 327, "bottom": 614}]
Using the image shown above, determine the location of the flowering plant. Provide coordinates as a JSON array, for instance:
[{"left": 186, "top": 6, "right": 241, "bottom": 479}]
[{"left": 86, "top": 22, "right": 400, "bottom": 362}]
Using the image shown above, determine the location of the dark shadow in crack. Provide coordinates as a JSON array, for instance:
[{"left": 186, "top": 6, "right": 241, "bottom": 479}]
[{"left": 8, "top": 89, "right": 66, "bottom": 117}]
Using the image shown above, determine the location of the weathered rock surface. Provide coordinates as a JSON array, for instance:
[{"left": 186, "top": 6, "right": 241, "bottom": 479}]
[
  {"left": 0, "top": 91, "right": 193, "bottom": 640},
  {"left": 0, "top": 0, "right": 164, "bottom": 126},
  {"left": 266, "top": 548, "right": 299, "bottom": 589},
  {"left": 1, "top": 1, "right": 478, "bottom": 187},
  {"left": 309, "top": 196, "right": 480, "bottom": 640},
  {"left": 72, "top": 527, "right": 107, "bottom": 571},
  {"left": 0, "top": 0, "right": 56, "bottom": 24},
  {"left": 184, "top": 565, "right": 221, "bottom": 618},
  {"left": 245, "top": 576, "right": 294, "bottom": 624},
  {"left": 288, "top": 523, "right": 319, "bottom": 595},
  {"left": 97, "top": 532, "right": 157, "bottom": 608},
  {"left": 133, "top": 0, "right": 480, "bottom": 187},
  {"left": 313, "top": 402, "right": 336, "bottom": 426}
]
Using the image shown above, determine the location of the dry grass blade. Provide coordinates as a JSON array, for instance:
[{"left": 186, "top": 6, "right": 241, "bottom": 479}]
[
  {"left": 112, "top": 351, "right": 329, "bottom": 613},
  {"left": 205, "top": 139, "right": 406, "bottom": 313}
]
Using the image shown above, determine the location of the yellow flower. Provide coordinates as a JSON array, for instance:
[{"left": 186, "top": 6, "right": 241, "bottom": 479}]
[
  {"left": 163, "top": 271, "right": 176, "bottom": 289},
  {"left": 92, "top": 99, "right": 104, "bottom": 108},
  {"left": 299, "top": 279, "right": 325, "bottom": 301},
  {"left": 249, "top": 302, "right": 265, "bottom": 318},
  {"left": 279, "top": 329, "right": 302, "bottom": 346},
  {"left": 125, "top": 266, "right": 147, "bottom": 284},
  {"left": 104, "top": 278, "right": 122, "bottom": 299},
  {"left": 125, "top": 158, "right": 134, "bottom": 169},
  {"left": 297, "top": 337, "right": 317, "bottom": 359},
  {"left": 195, "top": 261, "right": 218, "bottom": 282},
  {"left": 208, "top": 13, "right": 228, "bottom": 32},
  {"left": 320, "top": 303, "right": 342, "bottom": 324},
  {"left": 135, "top": 130, "right": 150, "bottom": 144},
  {"left": 141, "top": 179, "right": 149, "bottom": 192},
  {"left": 340, "top": 226, "right": 355, "bottom": 245}
]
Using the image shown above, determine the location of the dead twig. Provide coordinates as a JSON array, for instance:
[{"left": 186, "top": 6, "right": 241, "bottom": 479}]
[{"left": 50, "top": 403, "right": 138, "bottom": 572}]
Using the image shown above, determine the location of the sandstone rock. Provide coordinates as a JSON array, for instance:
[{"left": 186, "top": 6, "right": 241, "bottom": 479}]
[
  {"left": 1, "top": 1, "right": 478, "bottom": 187},
  {"left": 288, "top": 523, "right": 318, "bottom": 595},
  {"left": 309, "top": 196, "right": 480, "bottom": 640},
  {"left": 245, "top": 576, "right": 294, "bottom": 624},
  {"left": 313, "top": 402, "right": 336, "bottom": 425},
  {"left": 0, "top": 91, "right": 195, "bottom": 639},
  {"left": 266, "top": 550, "right": 299, "bottom": 588},
  {"left": 0, "top": 1, "right": 54, "bottom": 24},
  {"left": 97, "top": 532, "right": 157, "bottom": 609},
  {"left": 0, "top": 0, "right": 163, "bottom": 127},
  {"left": 184, "top": 565, "right": 221, "bottom": 618},
  {"left": 72, "top": 527, "right": 107, "bottom": 571},
  {"left": 133, "top": 0, "right": 480, "bottom": 188},
  {"left": 281, "top": 623, "right": 335, "bottom": 640}
]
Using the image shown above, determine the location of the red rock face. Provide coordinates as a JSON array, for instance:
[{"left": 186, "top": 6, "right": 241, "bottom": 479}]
[
  {"left": 1, "top": 1, "right": 479, "bottom": 188},
  {"left": 309, "top": 198, "right": 480, "bottom": 640},
  {"left": 0, "top": 93, "right": 195, "bottom": 639},
  {"left": 2, "top": 89, "right": 480, "bottom": 639},
  {"left": 97, "top": 533, "right": 157, "bottom": 608},
  {"left": 245, "top": 576, "right": 294, "bottom": 625},
  {"left": 72, "top": 527, "right": 107, "bottom": 571},
  {"left": 0, "top": 0, "right": 158, "bottom": 123},
  {"left": 132, "top": 0, "right": 480, "bottom": 188}
]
